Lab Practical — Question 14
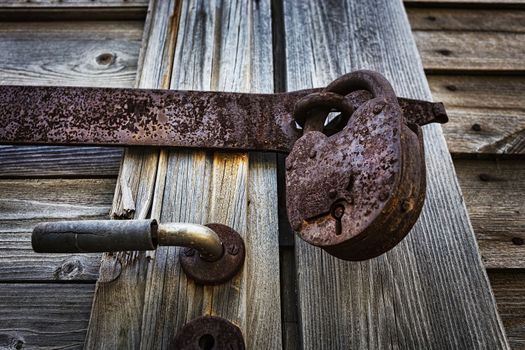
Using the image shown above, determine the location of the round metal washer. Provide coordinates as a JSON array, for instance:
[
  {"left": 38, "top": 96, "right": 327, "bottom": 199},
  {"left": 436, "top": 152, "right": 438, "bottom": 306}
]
[
  {"left": 180, "top": 223, "right": 245, "bottom": 285},
  {"left": 172, "top": 316, "right": 245, "bottom": 350}
]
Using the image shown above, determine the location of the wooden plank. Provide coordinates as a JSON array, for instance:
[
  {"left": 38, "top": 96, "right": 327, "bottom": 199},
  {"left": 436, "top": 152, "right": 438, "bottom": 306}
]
[
  {"left": 454, "top": 159, "right": 525, "bottom": 269},
  {"left": 0, "top": 0, "right": 147, "bottom": 7},
  {"left": 0, "top": 146, "right": 121, "bottom": 178},
  {"left": 489, "top": 270, "right": 525, "bottom": 350},
  {"left": 0, "top": 283, "right": 94, "bottom": 350},
  {"left": 0, "top": 21, "right": 142, "bottom": 86},
  {"left": 86, "top": 1, "right": 281, "bottom": 348},
  {"left": 0, "top": 178, "right": 115, "bottom": 280},
  {"left": 427, "top": 75, "right": 525, "bottom": 155},
  {"left": 284, "top": 1, "right": 509, "bottom": 348},
  {"left": 405, "top": 0, "right": 525, "bottom": 6},
  {"left": 407, "top": 8, "right": 525, "bottom": 32},
  {"left": 413, "top": 30, "right": 525, "bottom": 72}
]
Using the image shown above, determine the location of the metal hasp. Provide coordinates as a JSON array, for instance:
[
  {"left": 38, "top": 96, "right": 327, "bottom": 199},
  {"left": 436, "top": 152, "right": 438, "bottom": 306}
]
[
  {"left": 1, "top": 69, "right": 447, "bottom": 261},
  {"left": 286, "top": 70, "right": 445, "bottom": 260},
  {"left": 173, "top": 316, "right": 245, "bottom": 350},
  {"left": 32, "top": 220, "right": 245, "bottom": 285}
]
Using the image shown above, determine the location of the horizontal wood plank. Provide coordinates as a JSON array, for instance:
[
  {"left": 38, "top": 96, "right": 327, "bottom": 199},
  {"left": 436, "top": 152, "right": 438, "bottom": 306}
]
[
  {"left": 408, "top": 8, "right": 525, "bottom": 32},
  {"left": 0, "top": 0, "right": 148, "bottom": 7},
  {"left": 455, "top": 159, "right": 525, "bottom": 269},
  {"left": 413, "top": 31, "right": 525, "bottom": 72},
  {"left": 0, "top": 283, "right": 94, "bottom": 350},
  {"left": 0, "top": 20, "right": 142, "bottom": 86},
  {"left": 428, "top": 75, "right": 525, "bottom": 155},
  {"left": 0, "top": 146, "right": 121, "bottom": 178},
  {"left": 489, "top": 270, "right": 525, "bottom": 350},
  {"left": 0, "top": 178, "right": 116, "bottom": 281}
]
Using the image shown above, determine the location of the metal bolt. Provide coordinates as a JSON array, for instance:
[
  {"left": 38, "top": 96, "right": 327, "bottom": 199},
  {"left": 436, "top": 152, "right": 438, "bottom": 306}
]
[
  {"left": 227, "top": 244, "right": 239, "bottom": 256},
  {"left": 328, "top": 189, "right": 337, "bottom": 199},
  {"left": 471, "top": 123, "right": 481, "bottom": 132},
  {"left": 309, "top": 149, "right": 317, "bottom": 158},
  {"left": 401, "top": 200, "right": 413, "bottom": 212},
  {"left": 183, "top": 247, "right": 195, "bottom": 257},
  {"left": 373, "top": 102, "right": 385, "bottom": 114},
  {"left": 379, "top": 191, "right": 389, "bottom": 202}
]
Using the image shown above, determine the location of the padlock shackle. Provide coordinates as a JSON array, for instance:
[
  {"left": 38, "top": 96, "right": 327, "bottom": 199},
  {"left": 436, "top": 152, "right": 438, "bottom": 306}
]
[
  {"left": 324, "top": 70, "right": 397, "bottom": 100},
  {"left": 32, "top": 219, "right": 224, "bottom": 262}
]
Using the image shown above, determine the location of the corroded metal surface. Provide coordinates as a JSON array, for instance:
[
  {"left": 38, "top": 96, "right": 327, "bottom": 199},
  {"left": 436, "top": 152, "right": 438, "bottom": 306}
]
[
  {"left": 286, "top": 70, "right": 436, "bottom": 261},
  {"left": 0, "top": 86, "right": 306, "bottom": 152},
  {"left": 0, "top": 84, "right": 444, "bottom": 153},
  {"left": 179, "top": 224, "right": 245, "bottom": 285},
  {"left": 172, "top": 316, "right": 245, "bottom": 350}
]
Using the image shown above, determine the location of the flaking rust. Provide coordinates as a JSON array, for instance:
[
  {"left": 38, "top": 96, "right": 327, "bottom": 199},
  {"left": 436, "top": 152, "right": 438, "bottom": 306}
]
[
  {"left": 286, "top": 70, "right": 444, "bottom": 260},
  {"left": 0, "top": 70, "right": 447, "bottom": 261}
]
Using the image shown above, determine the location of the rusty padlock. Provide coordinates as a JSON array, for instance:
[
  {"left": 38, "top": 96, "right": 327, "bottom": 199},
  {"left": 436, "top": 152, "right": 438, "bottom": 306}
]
[{"left": 286, "top": 70, "right": 428, "bottom": 261}]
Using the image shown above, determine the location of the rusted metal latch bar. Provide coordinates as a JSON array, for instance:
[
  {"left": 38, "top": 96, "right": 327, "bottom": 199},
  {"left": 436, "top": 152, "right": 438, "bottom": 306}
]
[{"left": 0, "top": 70, "right": 448, "bottom": 261}]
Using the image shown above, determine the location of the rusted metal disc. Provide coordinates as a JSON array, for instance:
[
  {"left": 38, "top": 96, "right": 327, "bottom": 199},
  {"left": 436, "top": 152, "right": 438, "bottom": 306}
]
[
  {"left": 179, "top": 224, "right": 245, "bottom": 285},
  {"left": 172, "top": 316, "right": 245, "bottom": 350}
]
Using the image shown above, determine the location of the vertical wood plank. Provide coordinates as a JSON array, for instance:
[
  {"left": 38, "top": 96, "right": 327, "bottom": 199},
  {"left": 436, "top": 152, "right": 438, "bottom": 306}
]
[
  {"left": 283, "top": 0, "right": 509, "bottom": 349},
  {"left": 138, "top": 1, "right": 281, "bottom": 348},
  {"left": 86, "top": 0, "right": 281, "bottom": 348},
  {"left": 84, "top": 0, "right": 177, "bottom": 348}
]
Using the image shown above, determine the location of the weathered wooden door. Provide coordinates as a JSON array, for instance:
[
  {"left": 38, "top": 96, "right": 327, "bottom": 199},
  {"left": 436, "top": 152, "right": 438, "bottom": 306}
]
[{"left": 0, "top": 0, "right": 510, "bottom": 349}]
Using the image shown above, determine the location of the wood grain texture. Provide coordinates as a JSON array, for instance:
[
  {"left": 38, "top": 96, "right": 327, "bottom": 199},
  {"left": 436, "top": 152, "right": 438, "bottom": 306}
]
[
  {"left": 87, "top": 0, "right": 282, "bottom": 348},
  {"left": 0, "top": 21, "right": 142, "bottom": 86},
  {"left": 489, "top": 270, "right": 525, "bottom": 350},
  {"left": 0, "top": 0, "right": 148, "bottom": 8},
  {"left": 0, "top": 283, "right": 94, "bottom": 350},
  {"left": 0, "top": 178, "right": 115, "bottom": 280},
  {"left": 455, "top": 159, "right": 525, "bottom": 269},
  {"left": 407, "top": 8, "right": 525, "bottom": 32},
  {"left": 413, "top": 30, "right": 525, "bottom": 72},
  {"left": 405, "top": 0, "right": 525, "bottom": 5},
  {"left": 427, "top": 75, "right": 525, "bottom": 155},
  {"left": 0, "top": 146, "right": 121, "bottom": 178},
  {"left": 284, "top": 0, "right": 509, "bottom": 348}
]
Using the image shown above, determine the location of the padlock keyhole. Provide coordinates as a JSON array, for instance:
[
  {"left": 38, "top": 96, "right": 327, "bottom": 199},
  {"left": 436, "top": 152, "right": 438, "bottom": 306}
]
[{"left": 198, "top": 334, "right": 215, "bottom": 350}]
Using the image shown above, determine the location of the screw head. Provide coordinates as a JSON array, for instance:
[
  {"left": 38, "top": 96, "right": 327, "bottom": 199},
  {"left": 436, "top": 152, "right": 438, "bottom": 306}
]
[
  {"left": 227, "top": 244, "right": 239, "bottom": 256},
  {"left": 373, "top": 102, "right": 385, "bottom": 114},
  {"left": 471, "top": 123, "right": 481, "bottom": 131}
]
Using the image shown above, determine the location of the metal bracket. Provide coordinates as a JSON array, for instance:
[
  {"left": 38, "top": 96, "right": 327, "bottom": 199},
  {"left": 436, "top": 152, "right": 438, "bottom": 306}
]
[{"left": 2, "top": 69, "right": 448, "bottom": 261}]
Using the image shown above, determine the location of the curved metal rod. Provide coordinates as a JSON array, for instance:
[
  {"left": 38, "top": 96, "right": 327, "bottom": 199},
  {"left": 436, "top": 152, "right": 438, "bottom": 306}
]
[
  {"left": 31, "top": 219, "right": 224, "bottom": 262},
  {"left": 157, "top": 223, "right": 223, "bottom": 262}
]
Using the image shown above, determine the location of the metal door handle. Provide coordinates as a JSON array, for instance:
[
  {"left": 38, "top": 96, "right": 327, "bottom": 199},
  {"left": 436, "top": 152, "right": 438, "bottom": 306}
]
[{"left": 32, "top": 219, "right": 245, "bottom": 285}]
